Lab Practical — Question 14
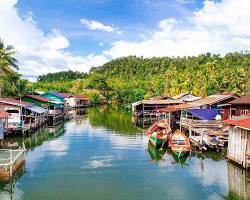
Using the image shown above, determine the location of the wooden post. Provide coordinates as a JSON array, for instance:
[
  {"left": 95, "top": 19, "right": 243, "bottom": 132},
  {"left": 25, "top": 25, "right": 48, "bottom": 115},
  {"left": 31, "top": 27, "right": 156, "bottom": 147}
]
[
  {"left": 10, "top": 149, "right": 13, "bottom": 177},
  {"left": 142, "top": 104, "right": 144, "bottom": 117},
  {"left": 189, "top": 125, "right": 192, "bottom": 137},
  {"left": 200, "top": 131, "right": 204, "bottom": 145},
  {"left": 168, "top": 111, "right": 171, "bottom": 125}
]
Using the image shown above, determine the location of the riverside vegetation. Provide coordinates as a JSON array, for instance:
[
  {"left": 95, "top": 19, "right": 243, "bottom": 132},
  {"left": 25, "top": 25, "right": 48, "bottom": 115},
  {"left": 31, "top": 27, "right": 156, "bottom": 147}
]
[{"left": 1, "top": 39, "right": 250, "bottom": 103}]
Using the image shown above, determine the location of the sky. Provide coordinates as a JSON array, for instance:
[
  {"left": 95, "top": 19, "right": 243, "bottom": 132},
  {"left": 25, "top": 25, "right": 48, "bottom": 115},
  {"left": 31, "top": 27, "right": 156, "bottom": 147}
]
[{"left": 0, "top": 0, "right": 250, "bottom": 81}]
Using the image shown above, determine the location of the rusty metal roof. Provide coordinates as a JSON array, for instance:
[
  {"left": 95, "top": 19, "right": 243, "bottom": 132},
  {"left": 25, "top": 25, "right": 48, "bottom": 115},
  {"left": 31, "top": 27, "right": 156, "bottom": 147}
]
[
  {"left": 0, "top": 98, "right": 33, "bottom": 107},
  {"left": 224, "top": 115, "right": 250, "bottom": 129},
  {"left": 229, "top": 95, "right": 250, "bottom": 105},
  {"left": 158, "top": 103, "right": 196, "bottom": 112}
]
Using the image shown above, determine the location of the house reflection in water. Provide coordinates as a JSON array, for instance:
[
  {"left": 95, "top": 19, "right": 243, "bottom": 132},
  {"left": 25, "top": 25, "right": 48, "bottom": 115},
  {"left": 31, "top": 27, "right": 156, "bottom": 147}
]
[{"left": 227, "top": 162, "right": 250, "bottom": 199}]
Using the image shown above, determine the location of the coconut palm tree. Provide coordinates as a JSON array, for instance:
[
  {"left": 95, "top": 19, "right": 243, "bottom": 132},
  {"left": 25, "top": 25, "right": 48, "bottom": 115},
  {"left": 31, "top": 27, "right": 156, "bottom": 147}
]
[{"left": 0, "top": 39, "right": 19, "bottom": 97}]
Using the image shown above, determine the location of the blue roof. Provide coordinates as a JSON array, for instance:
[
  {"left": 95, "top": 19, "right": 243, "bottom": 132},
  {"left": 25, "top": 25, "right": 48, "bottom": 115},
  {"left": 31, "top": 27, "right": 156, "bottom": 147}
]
[{"left": 187, "top": 109, "right": 219, "bottom": 120}]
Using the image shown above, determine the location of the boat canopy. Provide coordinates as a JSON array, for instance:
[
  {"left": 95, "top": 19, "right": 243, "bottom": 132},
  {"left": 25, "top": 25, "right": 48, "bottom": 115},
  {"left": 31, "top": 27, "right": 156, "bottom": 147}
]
[{"left": 187, "top": 109, "right": 219, "bottom": 120}]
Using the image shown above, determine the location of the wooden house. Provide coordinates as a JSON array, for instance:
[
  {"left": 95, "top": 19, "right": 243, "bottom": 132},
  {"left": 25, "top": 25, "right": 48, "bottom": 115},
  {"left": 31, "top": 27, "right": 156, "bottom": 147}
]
[
  {"left": 229, "top": 95, "right": 250, "bottom": 117},
  {"left": 57, "top": 93, "right": 91, "bottom": 108},
  {"left": 224, "top": 115, "right": 250, "bottom": 168},
  {"left": 189, "top": 94, "right": 238, "bottom": 120},
  {"left": 132, "top": 99, "right": 183, "bottom": 117},
  {"left": 39, "top": 93, "right": 65, "bottom": 124},
  {"left": 0, "top": 111, "right": 9, "bottom": 139},
  {"left": 0, "top": 98, "right": 47, "bottom": 133}
]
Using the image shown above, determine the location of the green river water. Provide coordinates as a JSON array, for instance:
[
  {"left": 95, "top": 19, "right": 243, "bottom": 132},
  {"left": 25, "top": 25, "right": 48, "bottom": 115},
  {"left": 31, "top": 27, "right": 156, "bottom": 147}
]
[{"left": 0, "top": 105, "right": 249, "bottom": 200}]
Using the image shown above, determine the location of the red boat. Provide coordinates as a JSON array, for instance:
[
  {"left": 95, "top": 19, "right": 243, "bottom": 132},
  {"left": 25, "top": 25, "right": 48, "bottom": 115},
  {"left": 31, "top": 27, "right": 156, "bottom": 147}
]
[{"left": 147, "top": 119, "right": 172, "bottom": 148}]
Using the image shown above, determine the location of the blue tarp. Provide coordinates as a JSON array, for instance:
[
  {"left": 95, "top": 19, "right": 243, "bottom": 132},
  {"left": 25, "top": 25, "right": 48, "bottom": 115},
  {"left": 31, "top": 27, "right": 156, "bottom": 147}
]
[
  {"left": 187, "top": 109, "right": 219, "bottom": 120},
  {"left": 27, "top": 105, "right": 47, "bottom": 114}
]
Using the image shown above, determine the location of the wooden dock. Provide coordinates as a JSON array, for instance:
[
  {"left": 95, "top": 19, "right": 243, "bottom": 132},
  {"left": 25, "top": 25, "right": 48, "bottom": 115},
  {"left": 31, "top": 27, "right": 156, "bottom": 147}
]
[{"left": 0, "top": 148, "right": 26, "bottom": 181}]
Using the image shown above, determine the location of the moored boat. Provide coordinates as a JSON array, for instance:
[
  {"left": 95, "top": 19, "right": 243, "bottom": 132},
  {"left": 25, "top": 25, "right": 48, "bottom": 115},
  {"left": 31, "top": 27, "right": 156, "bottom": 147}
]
[
  {"left": 169, "top": 129, "right": 191, "bottom": 156},
  {"left": 147, "top": 119, "right": 171, "bottom": 148}
]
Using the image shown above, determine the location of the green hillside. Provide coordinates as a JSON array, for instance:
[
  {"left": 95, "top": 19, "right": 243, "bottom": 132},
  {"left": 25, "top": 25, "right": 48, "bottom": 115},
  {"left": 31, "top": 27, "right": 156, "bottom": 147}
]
[{"left": 35, "top": 53, "right": 250, "bottom": 103}]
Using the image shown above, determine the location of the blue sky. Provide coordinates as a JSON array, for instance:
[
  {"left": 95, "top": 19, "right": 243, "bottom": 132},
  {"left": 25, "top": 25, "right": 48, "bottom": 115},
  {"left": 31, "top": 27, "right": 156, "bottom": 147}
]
[
  {"left": 0, "top": 0, "right": 249, "bottom": 80},
  {"left": 16, "top": 0, "right": 203, "bottom": 56}
]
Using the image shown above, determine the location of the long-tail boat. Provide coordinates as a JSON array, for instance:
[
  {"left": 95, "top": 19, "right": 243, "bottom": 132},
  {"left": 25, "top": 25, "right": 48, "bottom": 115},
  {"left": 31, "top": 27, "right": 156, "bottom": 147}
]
[
  {"left": 147, "top": 119, "right": 171, "bottom": 148},
  {"left": 169, "top": 129, "right": 191, "bottom": 157}
]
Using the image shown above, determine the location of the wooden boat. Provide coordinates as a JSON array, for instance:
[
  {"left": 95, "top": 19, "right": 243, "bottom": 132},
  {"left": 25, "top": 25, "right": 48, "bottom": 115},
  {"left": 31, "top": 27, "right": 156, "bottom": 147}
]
[
  {"left": 148, "top": 142, "right": 167, "bottom": 161},
  {"left": 147, "top": 119, "right": 171, "bottom": 148},
  {"left": 169, "top": 129, "right": 191, "bottom": 156}
]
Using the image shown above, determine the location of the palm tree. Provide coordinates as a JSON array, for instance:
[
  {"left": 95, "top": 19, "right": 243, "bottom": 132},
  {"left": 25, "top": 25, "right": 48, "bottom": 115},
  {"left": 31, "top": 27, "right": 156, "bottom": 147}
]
[{"left": 0, "top": 39, "right": 19, "bottom": 97}]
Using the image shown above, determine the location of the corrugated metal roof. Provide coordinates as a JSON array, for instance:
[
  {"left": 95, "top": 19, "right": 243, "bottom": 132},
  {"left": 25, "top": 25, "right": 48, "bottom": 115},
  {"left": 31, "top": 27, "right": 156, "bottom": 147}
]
[
  {"left": 0, "top": 98, "right": 33, "bottom": 107},
  {"left": 47, "top": 91, "right": 65, "bottom": 99},
  {"left": 224, "top": 115, "right": 250, "bottom": 129},
  {"left": 25, "top": 95, "right": 54, "bottom": 103},
  {"left": 158, "top": 103, "right": 195, "bottom": 112},
  {"left": 229, "top": 95, "right": 250, "bottom": 105},
  {"left": 172, "top": 92, "right": 189, "bottom": 99},
  {"left": 0, "top": 111, "right": 9, "bottom": 118},
  {"left": 141, "top": 99, "right": 182, "bottom": 105},
  {"left": 189, "top": 94, "right": 236, "bottom": 107},
  {"left": 27, "top": 105, "right": 47, "bottom": 114}
]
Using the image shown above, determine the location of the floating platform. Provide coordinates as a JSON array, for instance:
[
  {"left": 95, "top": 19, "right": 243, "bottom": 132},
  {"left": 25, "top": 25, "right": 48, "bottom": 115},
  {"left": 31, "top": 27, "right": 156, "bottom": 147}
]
[{"left": 0, "top": 148, "right": 26, "bottom": 181}]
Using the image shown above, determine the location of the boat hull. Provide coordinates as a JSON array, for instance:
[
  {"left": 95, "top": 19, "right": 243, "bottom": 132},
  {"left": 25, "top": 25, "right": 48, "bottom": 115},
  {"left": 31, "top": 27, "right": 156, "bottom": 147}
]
[{"left": 149, "top": 137, "right": 166, "bottom": 148}]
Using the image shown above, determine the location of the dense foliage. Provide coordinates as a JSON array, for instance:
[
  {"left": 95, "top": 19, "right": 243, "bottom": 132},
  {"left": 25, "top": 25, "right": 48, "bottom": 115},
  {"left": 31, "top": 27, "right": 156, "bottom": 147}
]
[
  {"left": 35, "top": 53, "right": 250, "bottom": 103},
  {"left": 37, "top": 70, "right": 87, "bottom": 82},
  {"left": 0, "top": 39, "right": 30, "bottom": 97}
]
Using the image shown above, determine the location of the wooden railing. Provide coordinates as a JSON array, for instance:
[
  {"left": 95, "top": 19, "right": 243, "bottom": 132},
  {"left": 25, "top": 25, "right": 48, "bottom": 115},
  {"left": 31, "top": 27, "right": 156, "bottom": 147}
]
[{"left": 181, "top": 117, "right": 223, "bottom": 129}]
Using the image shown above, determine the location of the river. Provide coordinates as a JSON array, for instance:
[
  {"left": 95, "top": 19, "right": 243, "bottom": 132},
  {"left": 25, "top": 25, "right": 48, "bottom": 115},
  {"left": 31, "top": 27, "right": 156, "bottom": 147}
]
[{"left": 0, "top": 105, "right": 249, "bottom": 200}]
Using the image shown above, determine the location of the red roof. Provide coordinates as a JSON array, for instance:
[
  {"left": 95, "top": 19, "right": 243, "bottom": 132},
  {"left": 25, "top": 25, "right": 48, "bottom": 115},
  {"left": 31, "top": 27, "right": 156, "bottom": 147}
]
[
  {"left": 0, "top": 98, "right": 33, "bottom": 107},
  {"left": 25, "top": 95, "right": 54, "bottom": 103},
  {"left": 0, "top": 111, "right": 9, "bottom": 118},
  {"left": 224, "top": 115, "right": 250, "bottom": 129},
  {"left": 229, "top": 95, "right": 250, "bottom": 105}
]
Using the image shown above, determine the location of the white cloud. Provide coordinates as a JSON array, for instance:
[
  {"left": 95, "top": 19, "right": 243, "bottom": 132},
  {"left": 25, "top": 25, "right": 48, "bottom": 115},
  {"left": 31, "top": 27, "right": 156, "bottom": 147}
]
[
  {"left": 80, "top": 18, "right": 122, "bottom": 35},
  {"left": 0, "top": 0, "right": 109, "bottom": 79},
  {"left": 1, "top": 0, "right": 250, "bottom": 79},
  {"left": 104, "top": 0, "right": 250, "bottom": 58}
]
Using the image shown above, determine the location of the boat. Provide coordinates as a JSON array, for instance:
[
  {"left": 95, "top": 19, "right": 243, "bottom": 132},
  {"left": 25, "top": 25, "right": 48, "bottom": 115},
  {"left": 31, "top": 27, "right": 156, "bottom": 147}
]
[
  {"left": 171, "top": 150, "right": 190, "bottom": 167},
  {"left": 148, "top": 142, "right": 167, "bottom": 161},
  {"left": 147, "top": 119, "right": 171, "bottom": 148},
  {"left": 169, "top": 129, "right": 191, "bottom": 156}
]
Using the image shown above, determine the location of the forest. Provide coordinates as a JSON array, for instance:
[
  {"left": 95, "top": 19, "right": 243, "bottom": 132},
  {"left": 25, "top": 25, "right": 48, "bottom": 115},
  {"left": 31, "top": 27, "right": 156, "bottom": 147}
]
[
  {"left": 1, "top": 39, "right": 250, "bottom": 103},
  {"left": 37, "top": 70, "right": 87, "bottom": 82},
  {"left": 34, "top": 53, "right": 250, "bottom": 103}
]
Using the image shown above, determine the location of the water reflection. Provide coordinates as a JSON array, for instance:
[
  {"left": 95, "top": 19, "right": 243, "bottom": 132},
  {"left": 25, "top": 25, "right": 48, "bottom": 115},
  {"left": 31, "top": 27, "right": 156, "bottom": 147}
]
[
  {"left": 0, "top": 165, "right": 24, "bottom": 200},
  {"left": 0, "top": 106, "right": 248, "bottom": 200},
  {"left": 171, "top": 151, "right": 190, "bottom": 167},
  {"left": 148, "top": 142, "right": 167, "bottom": 162},
  {"left": 88, "top": 105, "right": 142, "bottom": 134}
]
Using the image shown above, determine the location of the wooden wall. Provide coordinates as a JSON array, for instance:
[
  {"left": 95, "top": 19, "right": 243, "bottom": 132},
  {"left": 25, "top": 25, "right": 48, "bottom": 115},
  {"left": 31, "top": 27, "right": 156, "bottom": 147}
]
[{"left": 228, "top": 126, "right": 249, "bottom": 168}]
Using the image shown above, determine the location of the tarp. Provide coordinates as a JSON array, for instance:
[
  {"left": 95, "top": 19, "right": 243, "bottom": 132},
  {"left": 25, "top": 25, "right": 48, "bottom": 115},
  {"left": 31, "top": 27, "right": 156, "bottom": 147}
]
[
  {"left": 187, "top": 109, "right": 219, "bottom": 120},
  {"left": 27, "top": 105, "right": 47, "bottom": 114}
]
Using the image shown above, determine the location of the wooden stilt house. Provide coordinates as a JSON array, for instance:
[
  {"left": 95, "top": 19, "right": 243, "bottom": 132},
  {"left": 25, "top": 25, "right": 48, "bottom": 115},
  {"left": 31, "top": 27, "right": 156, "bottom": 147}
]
[{"left": 224, "top": 115, "right": 250, "bottom": 168}]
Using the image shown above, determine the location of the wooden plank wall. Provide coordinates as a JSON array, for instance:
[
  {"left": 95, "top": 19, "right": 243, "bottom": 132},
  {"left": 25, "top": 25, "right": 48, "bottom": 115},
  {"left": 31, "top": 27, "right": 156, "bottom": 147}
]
[
  {"left": 227, "top": 127, "right": 249, "bottom": 167},
  {"left": 227, "top": 162, "right": 249, "bottom": 199}
]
